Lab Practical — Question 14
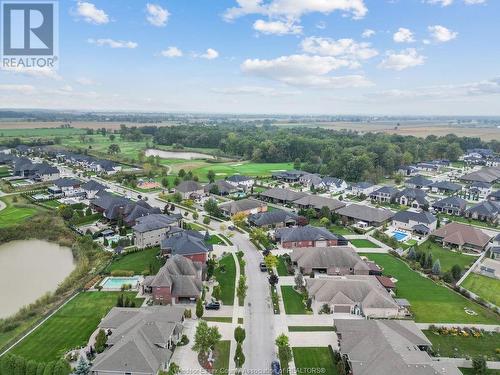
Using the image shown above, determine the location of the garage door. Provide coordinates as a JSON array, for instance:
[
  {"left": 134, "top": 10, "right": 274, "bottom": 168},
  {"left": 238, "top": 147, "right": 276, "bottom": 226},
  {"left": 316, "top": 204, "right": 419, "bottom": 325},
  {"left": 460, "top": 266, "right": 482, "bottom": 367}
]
[
  {"left": 315, "top": 240, "right": 327, "bottom": 247},
  {"left": 333, "top": 305, "right": 351, "bottom": 313}
]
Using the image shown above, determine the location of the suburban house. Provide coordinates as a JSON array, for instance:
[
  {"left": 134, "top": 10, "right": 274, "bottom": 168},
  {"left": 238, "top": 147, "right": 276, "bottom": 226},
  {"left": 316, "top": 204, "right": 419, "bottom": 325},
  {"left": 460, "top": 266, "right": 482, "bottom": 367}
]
[
  {"left": 81, "top": 180, "right": 107, "bottom": 199},
  {"left": 486, "top": 157, "right": 500, "bottom": 167},
  {"left": 33, "top": 162, "right": 60, "bottom": 181},
  {"left": 247, "top": 209, "right": 299, "bottom": 228},
  {"left": 293, "top": 194, "right": 345, "bottom": 212},
  {"left": 398, "top": 165, "right": 418, "bottom": 176},
  {"left": 490, "top": 234, "right": 500, "bottom": 260},
  {"left": 13, "top": 158, "right": 60, "bottom": 180},
  {"left": 275, "top": 225, "right": 347, "bottom": 248},
  {"left": 336, "top": 204, "right": 394, "bottom": 227},
  {"left": 272, "top": 170, "right": 307, "bottom": 183},
  {"left": 204, "top": 180, "right": 237, "bottom": 195},
  {"left": 90, "top": 306, "right": 184, "bottom": 375},
  {"left": 132, "top": 213, "right": 182, "bottom": 249},
  {"left": 350, "top": 182, "right": 376, "bottom": 197},
  {"left": 395, "top": 188, "right": 429, "bottom": 209},
  {"left": 369, "top": 186, "right": 399, "bottom": 203},
  {"left": 460, "top": 166, "right": 500, "bottom": 184},
  {"left": 299, "top": 173, "right": 323, "bottom": 188},
  {"left": 219, "top": 198, "right": 267, "bottom": 217},
  {"left": 175, "top": 181, "right": 204, "bottom": 200},
  {"left": 335, "top": 319, "right": 462, "bottom": 375},
  {"left": 50, "top": 178, "right": 84, "bottom": 197},
  {"left": 488, "top": 190, "right": 500, "bottom": 201},
  {"left": 432, "top": 222, "right": 493, "bottom": 252},
  {"left": 428, "top": 181, "right": 462, "bottom": 194},
  {"left": 467, "top": 181, "right": 493, "bottom": 199},
  {"left": 290, "top": 247, "right": 370, "bottom": 276},
  {"left": 226, "top": 175, "right": 254, "bottom": 190},
  {"left": 464, "top": 200, "right": 500, "bottom": 223},
  {"left": 432, "top": 196, "right": 467, "bottom": 215},
  {"left": 405, "top": 175, "right": 432, "bottom": 189},
  {"left": 415, "top": 162, "right": 440, "bottom": 172},
  {"left": 142, "top": 255, "right": 203, "bottom": 305},
  {"left": 259, "top": 187, "right": 308, "bottom": 205},
  {"left": 306, "top": 276, "right": 400, "bottom": 318},
  {"left": 160, "top": 230, "right": 212, "bottom": 262},
  {"left": 319, "top": 177, "right": 349, "bottom": 193},
  {"left": 392, "top": 210, "right": 437, "bottom": 236}
]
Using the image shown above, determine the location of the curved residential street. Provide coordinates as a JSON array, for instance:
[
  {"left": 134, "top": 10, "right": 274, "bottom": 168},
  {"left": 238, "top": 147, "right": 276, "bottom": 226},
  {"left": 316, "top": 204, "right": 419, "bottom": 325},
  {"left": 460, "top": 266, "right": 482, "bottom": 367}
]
[{"left": 230, "top": 231, "right": 277, "bottom": 372}]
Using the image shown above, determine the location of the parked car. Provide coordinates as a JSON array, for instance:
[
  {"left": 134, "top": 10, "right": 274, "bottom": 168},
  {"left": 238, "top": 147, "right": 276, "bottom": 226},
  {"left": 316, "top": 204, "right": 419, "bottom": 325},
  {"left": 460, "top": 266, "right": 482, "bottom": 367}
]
[
  {"left": 228, "top": 225, "right": 236, "bottom": 230},
  {"left": 205, "top": 301, "right": 221, "bottom": 310},
  {"left": 271, "top": 360, "right": 281, "bottom": 375},
  {"left": 259, "top": 262, "right": 268, "bottom": 272}
]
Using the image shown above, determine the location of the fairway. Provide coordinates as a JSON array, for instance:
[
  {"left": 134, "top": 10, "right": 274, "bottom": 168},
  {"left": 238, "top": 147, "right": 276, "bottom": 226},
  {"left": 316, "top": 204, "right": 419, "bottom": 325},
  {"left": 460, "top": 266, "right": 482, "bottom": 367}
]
[
  {"left": 462, "top": 273, "right": 500, "bottom": 307},
  {"left": 12, "top": 292, "right": 143, "bottom": 362},
  {"left": 293, "top": 347, "right": 339, "bottom": 375},
  {"left": 0, "top": 196, "right": 40, "bottom": 228},
  {"left": 192, "top": 162, "right": 294, "bottom": 182},
  {"left": 106, "top": 247, "right": 163, "bottom": 275},
  {"left": 361, "top": 254, "right": 499, "bottom": 324}
]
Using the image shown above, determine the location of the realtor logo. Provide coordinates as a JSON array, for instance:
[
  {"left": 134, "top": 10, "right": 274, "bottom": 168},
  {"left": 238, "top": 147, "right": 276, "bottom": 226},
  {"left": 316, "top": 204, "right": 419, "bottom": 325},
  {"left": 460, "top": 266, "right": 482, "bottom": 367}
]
[{"left": 1, "top": 1, "right": 58, "bottom": 68}]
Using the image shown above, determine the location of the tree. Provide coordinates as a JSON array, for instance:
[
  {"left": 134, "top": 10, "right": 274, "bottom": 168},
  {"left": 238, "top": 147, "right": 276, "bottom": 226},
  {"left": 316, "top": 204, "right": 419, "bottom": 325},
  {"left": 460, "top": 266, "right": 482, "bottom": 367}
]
[
  {"left": 95, "top": 329, "right": 107, "bottom": 353},
  {"left": 116, "top": 294, "right": 124, "bottom": 307},
  {"left": 432, "top": 259, "right": 441, "bottom": 275},
  {"left": 209, "top": 184, "right": 220, "bottom": 195},
  {"left": 178, "top": 169, "right": 186, "bottom": 178},
  {"left": 319, "top": 217, "right": 330, "bottom": 227},
  {"left": 212, "top": 285, "right": 221, "bottom": 300},
  {"left": 85, "top": 207, "right": 92, "bottom": 216},
  {"left": 234, "top": 342, "right": 245, "bottom": 369},
  {"left": 204, "top": 199, "right": 222, "bottom": 217},
  {"left": 237, "top": 275, "right": 247, "bottom": 304},
  {"left": 293, "top": 158, "right": 301, "bottom": 170},
  {"left": 232, "top": 212, "right": 247, "bottom": 227},
  {"left": 26, "top": 360, "right": 38, "bottom": 375},
  {"left": 451, "top": 264, "right": 463, "bottom": 282},
  {"left": 42, "top": 362, "right": 55, "bottom": 375},
  {"left": 172, "top": 192, "right": 182, "bottom": 203},
  {"left": 472, "top": 357, "right": 488, "bottom": 375},
  {"left": 264, "top": 254, "right": 278, "bottom": 270},
  {"left": 196, "top": 298, "right": 204, "bottom": 319},
  {"left": 192, "top": 320, "right": 221, "bottom": 356},
  {"left": 407, "top": 247, "right": 417, "bottom": 261},
  {"left": 107, "top": 143, "right": 121, "bottom": 154},
  {"left": 192, "top": 212, "right": 199, "bottom": 220},
  {"left": 161, "top": 177, "right": 170, "bottom": 188},
  {"left": 234, "top": 326, "right": 246, "bottom": 343},
  {"left": 203, "top": 216, "right": 211, "bottom": 225},
  {"left": 319, "top": 206, "right": 330, "bottom": 219},
  {"left": 58, "top": 206, "right": 74, "bottom": 221},
  {"left": 53, "top": 359, "right": 71, "bottom": 375},
  {"left": 294, "top": 272, "right": 304, "bottom": 290},
  {"left": 168, "top": 363, "right": 180, "bottom": 375},
  {"left": 275, "top": 334, "right": 292, "bottom": 365},
  {"left": 268, "top": 273, "right": 279, "bottom": 287},
  {"left": 207, "top": 170, "right": 216, "bottom": 183},
  {"left": 74, "top": 357, "right": 91, "bottom": 375},
  {"left": 109, "top": 134, "right": 116, "bottom": 141}
]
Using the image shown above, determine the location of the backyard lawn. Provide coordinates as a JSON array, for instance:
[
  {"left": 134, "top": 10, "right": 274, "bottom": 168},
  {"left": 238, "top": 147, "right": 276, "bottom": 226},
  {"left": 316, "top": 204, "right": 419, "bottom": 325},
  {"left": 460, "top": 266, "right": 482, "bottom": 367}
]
[
  {"left": 0, "top": 195, "right": 42, "bottom": 227},
  {"left": 106, "top": 247, "right": 163, "bottom": 275},
  {"left": 424, "top": 330, "right": 500, "bottom": 361},
  {"left": 416, "top": 240, "right": 477, "bottom": 273},
  {"left": 277, "top": 256, "right": 291, "bottom": 276},
  {"left": 293, "top": 347, "right": 338, "bottom": 375},
  {"left": 462, "top": 273, "right": 500, "bottom": 307},
  {"left": 213, "top": 340, "right": 230, "bottom": 375},
  {"left": 215, "top": 254, "right": 236, "bottom": 305},
  {"left": 281, "top": 286, "right": 307, "bottom": 314},
  {"left": 361, "top": 254, "right": 499, "bottom": 324},
  {"left": 12, "top": 291, "right": 143, "bottom": 362},
  {"left": 350, "top": 239, "right": 380, "bottom": 248},
  {"left": 205, "top": 234, "right": 225, "bottom": 246}
]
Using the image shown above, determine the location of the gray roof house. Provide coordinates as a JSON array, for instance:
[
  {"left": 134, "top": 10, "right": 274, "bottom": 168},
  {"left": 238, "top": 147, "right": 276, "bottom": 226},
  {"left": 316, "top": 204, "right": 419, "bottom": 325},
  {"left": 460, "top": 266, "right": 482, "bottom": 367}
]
[
  {"left": 247, "top": 209, "right": 299, "bottom": 228},
  {"left": 133, "top": 214, "right": 182, "bottom": 249},
  {"left": 204, "top": 179, "right": 237, "bottom": 195},
  {"left": 432, "top": 196, "right": 467, "bottom": 215},
  {"left": 395, "top": 188, "right": 429, "bottom": 209},
  {"left": 219, "top": 198, "right": 267, "bottom": 216},
  {"left": 91, "top": 305, "right": 185, "bottom": 375},
  {"left": 271, "top": 169, "right": 307, "bottom": 182},
  {"left": 369, "top": 186, "right": 399, "bottom": 203},
  {"left": 428, "top": 181, "right": 462, "bottom": 194},
  {"left": 290, "top": 247, "right": 370, "bottom": 276},
  {"left": 405, "top": 175, "right": 432, "bottom": 189},
  {"left": 91, "top": 193, "right": 161, "bottom": 225},
  {"left": 259, "top": 187, "right": 308, "bottom": 204},
  {"left": 392, "top": 211, "right": 437, "bottom": 235},
  {"left": 275, "top": 225, "right": 347, "bottom": 248},
  {"left": 306, "top": 276, "right": 400, "bottom": 318},
  {"left": 460, "top": 166, "right": 500, "bottom": 184},
  {"left": 488, "top": 190, "right": 500, "bottom": 201},
  {"left": 335, "top": 319, "right": 462, "bottom": 375},
  {"left": 293, "top": 194, "right": 345, "bottom": 212},
  {"left": 465, "top": 200, "right": 500, "bottom": 223},
  {"left": 160, "top": 230, "right": 212, "bottom": 259},
  {"left": 174, "top": 180, "right": 204, "bottom": 199},
  {"left": 337, "top": 204, "right": 394, "bottom": 226}
]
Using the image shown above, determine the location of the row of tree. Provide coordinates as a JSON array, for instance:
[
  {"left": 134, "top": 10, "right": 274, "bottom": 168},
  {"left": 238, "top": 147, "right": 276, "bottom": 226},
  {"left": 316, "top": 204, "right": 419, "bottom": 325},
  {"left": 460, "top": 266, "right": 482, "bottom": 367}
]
[{"left": 0, "top": 354, "right": 70, "bottom": 375}]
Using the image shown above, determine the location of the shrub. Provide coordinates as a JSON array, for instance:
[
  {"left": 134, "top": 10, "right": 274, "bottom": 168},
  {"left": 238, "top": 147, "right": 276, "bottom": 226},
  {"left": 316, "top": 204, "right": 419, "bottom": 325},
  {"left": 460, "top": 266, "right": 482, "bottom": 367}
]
[{"left": 110, "top": 270, "right": 134, "bottom": 277}]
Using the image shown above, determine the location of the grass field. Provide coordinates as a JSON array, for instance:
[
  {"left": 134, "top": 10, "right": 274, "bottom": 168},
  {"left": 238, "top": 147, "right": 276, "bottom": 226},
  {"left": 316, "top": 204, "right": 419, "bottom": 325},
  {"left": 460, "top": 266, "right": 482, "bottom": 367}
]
[
  {"left": 0, "top": 127, "right": 85, "bottom": 137},
  {"left": 288, "top": 326, "right": 335, "bottom": 332},
  {"left": 416, "top": 241, "right": 477, "bottom": 273},
  {"left": 424, "top": 330, "right": 500, "bottom": 361},
  {"left": 206, "top": 235, "right": 225, "bottom": 246},
  {"left": 203, "top": 317, "right": 233, "bottom": 323},
  {"left": 277, "top": 256, "right": 291, "bottom": 276},
  {"left": 462, "top": 273, "right": 500, "bottom": 307},
  {"left": 106, "top": 247, "right": 163, "bottom": 275},
  {"left": 281, "top": 286, "right": 307, "bottom": 314},
  {"left": 292, "top": 347, "right": 338, "bottom": 375},
  {"left": 459, "top": 368, "right": 500, "bottom": 374},
  {"left": 12, "top": 291, "right": 143, "bottom": 362},
  {"left": 213, "top": 340, "right": 230, "bottom": 375},
  {"left": 215, "top": 254, "right": 236, "bottom": 305},
  {"left": 350, "top": 239, "right": 380, "bottom": 248},
  {"left": 361, "top": 254, "right": 499, "bottom": 324},
  {"left": 191, "top": 162, "right": 294, "bottom": 182},
  {"left": 0, "top": 195, "right": 42, "bottom": 227},
  {"left": 438, "top": 213, "right": 499, "bottom": 229}
]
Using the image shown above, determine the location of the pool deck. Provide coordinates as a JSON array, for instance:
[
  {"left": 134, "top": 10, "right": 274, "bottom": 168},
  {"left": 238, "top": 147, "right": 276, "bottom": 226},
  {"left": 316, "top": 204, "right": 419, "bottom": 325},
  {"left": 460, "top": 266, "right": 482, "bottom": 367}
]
[{"left": 100, "top": 276, "right": 143, "bottom": 291}]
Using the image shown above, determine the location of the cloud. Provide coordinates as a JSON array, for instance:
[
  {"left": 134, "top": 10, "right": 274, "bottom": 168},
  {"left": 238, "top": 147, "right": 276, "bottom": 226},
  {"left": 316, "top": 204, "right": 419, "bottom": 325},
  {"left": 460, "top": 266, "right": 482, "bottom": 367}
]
[
  {"left": 316, "top": 21, "right": 326, "bottom": 30},
  {"left": 161, "top": 46, "right": 183, "bottom": 57},
  {"left": 212, "top": 86, "right": 300, "bottom": 97},
  {"left": 424, "top": 0, "right": 454, "bottom": 6},
  {"left": 75, "top": 77, "right": 95, "bottom": 86},
  {"left": 362, "top": 29, "right": 375, "bottom": 38},
  {"left": 378, "top": 48, "right": 426, "bottom": 71},
  {"left": 88, "top": 38, "right": 138, "bottom": 49},
  {"left": 76, "top": 2, "right": 109, "bottom": 24},
  {"left": 146, "top": 3, "right": 170, "bottom": 27},
  {"left": 1, "top": 66, "right": 61, "bottom": 80},
  {"left": 0, "top": 84, "right": 36, "bottom": 94},
  {"left": 241, "top": 54, "right": 373, "bottom": 88},
  {"left": 223, "top": 0, "right": 368, "bottom": 21},
  {"left": 428, "top": 25, "right": 458, "bottom": 43},
  {"left": 300, "top": 37, "right": 378, "bottom": 61},
  {"left": 393, "top": 27, "right": 415, "bottom": 43},
  {"left": 253, "top": 19, "right": 302, "bottom": 35},
  {"left": 464, "top": 0, "right": 486, "bottom": 4},
  {"left": 200, "top": 48, "right": 219, "bottom": 60}
]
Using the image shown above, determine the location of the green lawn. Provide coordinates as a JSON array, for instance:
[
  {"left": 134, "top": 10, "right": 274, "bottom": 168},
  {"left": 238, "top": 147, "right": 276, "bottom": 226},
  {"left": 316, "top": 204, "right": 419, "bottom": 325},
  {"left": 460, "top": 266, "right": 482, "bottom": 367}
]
[
  {"left": 459, "top": 368, "right": 500, "bottom": 375},
  {"left": 438, "top": 213, "right": 499, "bottom": 229},
  {"left": 12, "top": 292, "right": 143, "bottom": 362},
  {"left": 206, "top": 235, "right": 225, "bottom": 246},
  {"left": 277, "top": 256, "right": 291, "bottom": 276},
  {"left": 192, "top": 162, "right": 294, "bottom": 182},
  {"left": 215, "top": 255, "right": 236, "bottom": 305},
  {"left": 213, "top": 340, "right": 230, "bottom": 375},
  {"left": 106, "top": 247, "right": 163, "bottom": 275},
  {"left": 424, "top": 330, "right": 500, "bottom": 361},
  {"left": 203, "top": 317, "right": 232, "bottom": 323},
  {"left": 462, "top": 273, "right": 500, "bottom": 307},
  {"left": 0, "top": 195, "right": 41, "bottom": 227},
  {"left": 288, "top": 326, "right": 335, "bottom": 332},
  {"left": 361, "top": 254, "right": 499, "bottom": 324},
  {"left": 350, "top": 239, "right": 380, "bottom": 248},
  {"left": 41, "top": 199, "right": 62, "bottom": 209},
  {"left": 293, "top": 347, "right": 339, "bottom": 375},
  {"left": 0, "top": 127, "right": 85, "bottom": 138},
  {"left": 416, "top": 240, "right": 477, "bottom": 273},
  {"left": 281, "top": 286, "right": 307, "bottom": 314}
]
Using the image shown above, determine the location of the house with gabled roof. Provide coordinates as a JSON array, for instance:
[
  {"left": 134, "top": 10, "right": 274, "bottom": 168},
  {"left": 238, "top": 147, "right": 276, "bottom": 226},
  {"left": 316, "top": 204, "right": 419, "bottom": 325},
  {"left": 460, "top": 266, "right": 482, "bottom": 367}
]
[
  {"left": 259, "top": 187, "right": 308, "bottom": 204},
  {"left": 81, "top": 179, "right": 107, "bottom": 199},
  {"left": 488, "top": 190, "right": 500, "bottom": 201},
  {"left": 392, "top": 210, "right": 437, "bottom": 235},
  {"left": 350, "top": 182, "right": 376, "bottom": 197},
  {"left": 461, "top": 166, "right": 500, "bottom": 184},
  {"left": 226, "top": 175, "right": 254, "bottom": 190},
  {"left": 204, "top": 179, "right": 238, "bottom": 195},
  {"left": 272, "top": 169, "right": 307, "bottom": 182},
  {"left": 293, "top": 194, "right": 345, "bottom": 212},
  {"left": 132, "top": 213, "right": 182, "bottom": 249},
  {"left": 395, "top": 188, "right": 429, "bottom": 209},
  {"left": 275, "top": 225, "right": 347, "bottom": 248},
  {"left": 405, "top": 175, "right": 432, "bottom": 189},
  {"left": 465, "top": 200, "right": 500, "bottom": 224},
  {"left": 319, "top": 176, "right": 348, "bottom": 193},
  {"left": 431, "top": 196, "right": 467, "bottom": 216},
  {"left": 369, "top": 186, "right": 399, "bottom": 203},
  {"left": 160, "top": 230, "right": 212, "bottom": 263},
  {"left": 248, "top": 209, "right": 299, "bottom": 228},
  {"left": 337, "top": 204, "right": 394, "bottom": 227},
  {"left": 219, "top": 198, "right": 267, "bottom": 217},
  {"left": 428, "top": 181, "right": 462, "bottom": 194},
  {"left": 432, "top": 222, "right": 493, "bottom": 252},
  {"left": 467, "top": 181, "right": 493, "bottom": 199},
  {"left": 174, "top": 180, "right": 204, "bottom": 199}
]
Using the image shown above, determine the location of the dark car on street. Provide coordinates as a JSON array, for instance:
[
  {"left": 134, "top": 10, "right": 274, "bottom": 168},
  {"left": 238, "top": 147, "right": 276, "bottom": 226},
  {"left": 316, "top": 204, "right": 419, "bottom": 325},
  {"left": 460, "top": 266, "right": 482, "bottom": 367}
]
[
  {"left": 205, "top": 301, "right": 221, "bottom": 310},
  {"left": 271, "top": 360, "right": 281, "bottom": 375},
  {"left": 259, "top": 262, "right": 268, "bottom": 272}
]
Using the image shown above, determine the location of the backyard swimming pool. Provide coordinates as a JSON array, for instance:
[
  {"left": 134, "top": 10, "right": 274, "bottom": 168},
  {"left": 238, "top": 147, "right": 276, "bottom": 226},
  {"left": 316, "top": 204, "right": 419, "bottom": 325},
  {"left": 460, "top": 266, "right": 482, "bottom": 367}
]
[
  {"left": 100, "top": 276, "right": 141, "bottom": 290},
  {"left": 392, "top": 231, "right": 409, "bottom": 242}
]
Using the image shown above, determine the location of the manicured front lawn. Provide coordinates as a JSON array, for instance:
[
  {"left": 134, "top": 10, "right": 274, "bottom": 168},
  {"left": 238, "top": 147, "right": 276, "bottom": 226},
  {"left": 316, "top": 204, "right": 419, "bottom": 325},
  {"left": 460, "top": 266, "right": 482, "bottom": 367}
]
[
  {"left": 462, "top": 273, "right": 500, "bottom": 307},
  {"left": 460, "top": 368, "right": 500, "bottom": 375},
  {"left": 288, "top": 326, "right": 335, "bottom": 332},
  {"left": 424, "top": 330, "right": 500, "bottom": 361},
  {"left": 293, "top": 347, "right": 339, "bottom": 375},
  {"left": 277, "top": 256, "right": 291, "bottom": 276},
  {"left": 12, "top": 292, "right": 143, "bottom": 362},
  {"left": 106, "top": 247, "right": 163, "bottom": 275},
  {"left": 350, "top": 239, "right": 380, "bottom": 248},
  {"left": 203, "top": 317, "right": 232, "bottom": 323},
  {"left": 416, "top": 240, "right": 476, "bottom": 273},
  {"left": 281, "top": 286, "right": 307, "bottom": 314},
  {"left": 361, "top": 254, "right": 499, "bottom": 324},
  {"left": 205, "top": 234, "right": 225, "bottom": 246},
  {"left": 0, "top": 195, "right": 41, "bottom": 227},
  {"left": 215, "top": 254, "right": 236, "bottom": 306},
  {"left": 213, "top": 340, "right": 230, "bottom": 375}
]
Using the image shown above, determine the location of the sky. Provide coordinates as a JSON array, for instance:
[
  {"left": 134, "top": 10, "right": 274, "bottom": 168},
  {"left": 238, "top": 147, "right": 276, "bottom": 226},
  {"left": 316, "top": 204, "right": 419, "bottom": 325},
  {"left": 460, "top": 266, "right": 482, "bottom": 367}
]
[{"left": 1, "top": 0, "right": 500, "bottom": 115}]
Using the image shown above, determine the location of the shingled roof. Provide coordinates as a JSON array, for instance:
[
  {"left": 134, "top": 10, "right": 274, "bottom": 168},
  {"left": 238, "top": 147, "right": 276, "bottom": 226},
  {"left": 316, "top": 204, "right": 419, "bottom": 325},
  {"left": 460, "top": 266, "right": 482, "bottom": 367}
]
[
  {"left": 293, "top": 194, "right": 345, "bottom": 211},
  {"left": 461, "top": 166, "right": 500, "bottom": 183},
  {"left": 160, "top": 230, "right": 212, "bottom": 256},
  {"left": 393, "top": 210, "right": 436, "bottom": 225},
  {"left": 432, "top": 222, "right": 492, "bottom": 248},
  {"left": 132, "top": 214, "right": 181, "bottom": 233},
  {"left": 290, "top": 247, "right": 369, "bottom": 272},
  {"left": 219, "top": 198, "right": 267, "bottom": 215},
  {"left": 337, "top": 204, "right": 394, "bottom": 224},
  {"left": 276, "top": 225, "right": 340, "bottom": 242},
  {"left": 260, "top": 187, "right": 308, "bottom": 202},
  {"left": 248, "top": 209, "right": 299, "bottom": 227}
]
